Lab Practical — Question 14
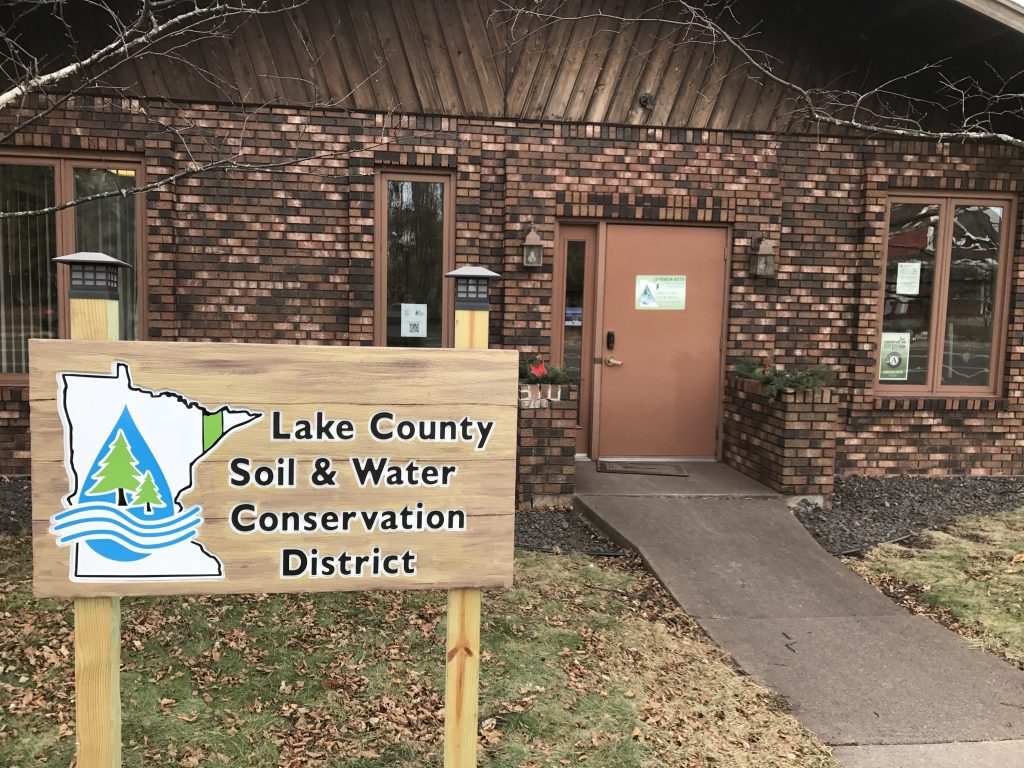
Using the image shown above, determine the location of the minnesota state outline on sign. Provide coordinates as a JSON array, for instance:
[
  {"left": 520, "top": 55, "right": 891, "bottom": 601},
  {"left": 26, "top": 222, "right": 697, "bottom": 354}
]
[{"left": 50, "top": 361, "right": 261, "bottom": 582}]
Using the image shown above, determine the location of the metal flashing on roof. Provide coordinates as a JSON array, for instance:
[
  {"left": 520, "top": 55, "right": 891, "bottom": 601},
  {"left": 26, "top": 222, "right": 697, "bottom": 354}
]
[{"left": 953, "top": 0, "right": 1024, "bottom": 34}]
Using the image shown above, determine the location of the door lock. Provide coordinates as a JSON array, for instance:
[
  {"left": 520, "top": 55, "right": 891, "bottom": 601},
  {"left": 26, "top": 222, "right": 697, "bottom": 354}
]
[
  {"left": 606, "top": 331, "right": 615, "bottom": 350},
  {"left": 604, "top": 356, "right": 624, "bottom": 367}
]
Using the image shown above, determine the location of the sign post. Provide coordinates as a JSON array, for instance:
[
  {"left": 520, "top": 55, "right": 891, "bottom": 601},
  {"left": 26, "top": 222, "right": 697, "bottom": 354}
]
[
  {"left": 444, "top": 265, "right": 501, "bottom": 768},
  {"left": 53, "top": 251, "right": 132, "bottom": 768},
  {"left": 31, "top": 338, "right": 516, "bottom": 762}
]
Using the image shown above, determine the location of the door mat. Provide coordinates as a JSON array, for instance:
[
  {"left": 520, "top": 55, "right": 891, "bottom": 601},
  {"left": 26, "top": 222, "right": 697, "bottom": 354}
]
[{"left": 596, "top": 461, "right": 689, "bottom": 477}]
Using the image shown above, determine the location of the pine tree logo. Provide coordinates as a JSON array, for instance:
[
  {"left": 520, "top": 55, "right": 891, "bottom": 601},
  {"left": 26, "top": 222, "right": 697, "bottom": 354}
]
[
  {"left": 87, "top": 429, "right": 141, "bottom": 507},
  {"left": 50, "top": 362, "right": 262, "bottom": 580},
  {"left": 133, "top": 471, "right": 164, "bottom": 516},
  {"left": 639, "top": 282, "right": 657, "bottom": 307}
]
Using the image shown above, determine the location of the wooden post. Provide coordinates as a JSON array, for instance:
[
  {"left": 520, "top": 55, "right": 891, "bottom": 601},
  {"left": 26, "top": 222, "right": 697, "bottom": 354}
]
[
  {"left": 74, "top": 596, "right": 121, "bottom": 767},
  {"left": 453, "top": 306, "right": 488, "bottom": 351},
  {"left": 444, "top": 587, "right": 481, "bottom": 767},
  {"left": 62, "top": 258, "right": 124, "bottom": 768},
  {"left": 445, "top": 286, "right": 492, "bottom": 768}
]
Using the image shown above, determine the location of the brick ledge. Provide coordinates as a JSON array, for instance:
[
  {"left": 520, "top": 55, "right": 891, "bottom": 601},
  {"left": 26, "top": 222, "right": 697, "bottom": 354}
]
[{"left": 873, "top": 396, "right": 1009, "bottom": 412}]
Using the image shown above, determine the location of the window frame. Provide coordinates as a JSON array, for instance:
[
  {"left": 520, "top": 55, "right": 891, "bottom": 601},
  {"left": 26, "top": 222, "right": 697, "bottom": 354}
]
[
  {"left": 876, "top": 192, "right": 1015, "bottom": 397},
  {"left": 551, "top": 223, "right": 598, "bottom": 454},
  {"left": 0, "top": 151, "right": 147, "bottom": 384},
  {"left": 551, "top": 225, "right": 597, "bottom": 371},
  {"left": 372, "top": 169, "right": 456, "bottom": 348}
]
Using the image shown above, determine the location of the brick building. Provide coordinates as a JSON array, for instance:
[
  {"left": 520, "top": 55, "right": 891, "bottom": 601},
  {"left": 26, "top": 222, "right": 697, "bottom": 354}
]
[{"left": 2, "top": 0, "right": 1024, "bottom": 501}]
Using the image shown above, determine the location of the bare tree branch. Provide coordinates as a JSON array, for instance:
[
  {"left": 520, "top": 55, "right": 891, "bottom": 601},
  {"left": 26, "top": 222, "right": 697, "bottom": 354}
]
[
  {"left": 0, "top": 0, "right": 424, "bottom": 218},
  {"left": 495, "top": 0, "right": 1024, "bottom": 150},
  {"left": 0, "top": 1, "right": 304, "bottom": 112},
  {"left": 0, "top": 76, "right": 429, "bottom": 217},
  {"left": 4, "top": 0, "right": 1021, "bottom": 222}
]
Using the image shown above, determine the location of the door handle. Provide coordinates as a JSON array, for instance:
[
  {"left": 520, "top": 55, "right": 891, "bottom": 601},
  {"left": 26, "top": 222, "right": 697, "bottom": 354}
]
[{"left": 604, "top": 356, "right": 624, "bottom": 367}]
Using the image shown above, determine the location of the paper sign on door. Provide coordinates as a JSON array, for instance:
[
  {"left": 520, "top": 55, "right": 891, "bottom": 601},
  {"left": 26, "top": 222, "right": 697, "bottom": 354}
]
[{"left": 635, "top": 275, "right": 686, "bottom": 310}]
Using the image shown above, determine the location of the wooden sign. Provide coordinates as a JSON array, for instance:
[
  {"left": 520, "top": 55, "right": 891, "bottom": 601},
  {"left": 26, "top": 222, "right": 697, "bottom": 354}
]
[{"left": 30, "top": 340, "right": 518, "bottom": 598}]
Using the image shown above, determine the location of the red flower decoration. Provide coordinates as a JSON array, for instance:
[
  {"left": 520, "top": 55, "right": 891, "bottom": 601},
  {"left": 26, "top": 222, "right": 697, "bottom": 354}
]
[{"left": 529, "top": 361, "right": 548, "bottom": 378}]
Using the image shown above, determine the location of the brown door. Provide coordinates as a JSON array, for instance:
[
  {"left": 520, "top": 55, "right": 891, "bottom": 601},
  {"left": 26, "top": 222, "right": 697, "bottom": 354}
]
[{"left": 596, "top": 224, "right": 727, "bottom": 458}]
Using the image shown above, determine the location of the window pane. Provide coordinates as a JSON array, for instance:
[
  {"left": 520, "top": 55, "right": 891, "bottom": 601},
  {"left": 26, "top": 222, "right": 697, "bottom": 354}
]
[
  {"left": 880, "top": 203, "right": 938, "bottom": 385},
  {"left": 563, "top": 241, "right": 586, "bottom": 380},
  {"left": 0, "top": 164, "right": 57, "bottom": 373},
  {"left": 941, "top": 205, "right": 1002, "bottom": 387},
  {"left": 385, "top": 180, "right": 444, "bottom": 348},
  {"left": 74, "top": 168, "right": 137, "bottom": 340}
]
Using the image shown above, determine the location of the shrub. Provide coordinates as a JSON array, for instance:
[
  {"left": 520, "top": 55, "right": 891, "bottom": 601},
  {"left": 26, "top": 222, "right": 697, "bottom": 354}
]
[
  {"left": 519, "top": 356, "right": 574, "bottom": 384},
  {"left": 733, "top": 358, "right": 832, "bottom": 399}
]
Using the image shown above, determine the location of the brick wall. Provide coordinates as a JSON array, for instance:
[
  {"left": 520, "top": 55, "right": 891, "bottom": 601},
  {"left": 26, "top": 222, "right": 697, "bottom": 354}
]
[
  {"left": 844, "top": 397, "right": 1017, "bottom": 475},
  {"left": 1, "top": 96, "right": 1024, "bottom": 479},
  {"left": 517, "top": 385, "right": 578, "bottom": 509},
  {"left": 0, "top": 387, "right": 29, "bottom": 476},
  {"left": 723, "top": 376, "right": 838, "bottom": 497}
]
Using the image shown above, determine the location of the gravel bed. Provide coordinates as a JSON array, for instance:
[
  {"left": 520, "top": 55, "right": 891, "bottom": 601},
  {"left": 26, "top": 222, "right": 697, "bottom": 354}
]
[
  {"left": 515, "top": 506, "right": 624, "bottom": 556},
  {"left": 795, "top": 475, "right": 1024, "bottom": 555}
]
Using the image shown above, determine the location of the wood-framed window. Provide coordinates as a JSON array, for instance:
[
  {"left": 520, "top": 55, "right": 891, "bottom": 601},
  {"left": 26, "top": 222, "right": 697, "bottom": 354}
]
[
  {"left": 877, "top": 194, "right": 1014, "bottom": 396},
  {"left": 0, "top": 154, "right": 145, "bottom": 381},
  {"left": 373, "top": 170, "right": 455, "bottom": 348},
  {"left": 551, "top": 224, "right": 597, "bottom": 453}
]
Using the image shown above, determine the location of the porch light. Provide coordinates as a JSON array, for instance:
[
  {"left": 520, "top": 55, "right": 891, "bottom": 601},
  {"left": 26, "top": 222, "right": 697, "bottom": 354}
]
[
  {"left": 53, "top": 251, "right": 132, "bottom": 299},
  {"left": 750, "top": 236, "right": 776, "bottom": 278},
  {"left": 522, "top": 226, "right": 544, "bottom": 268},
  {"left": 445, "top": 265, "right": 502, "bottom": 310}
]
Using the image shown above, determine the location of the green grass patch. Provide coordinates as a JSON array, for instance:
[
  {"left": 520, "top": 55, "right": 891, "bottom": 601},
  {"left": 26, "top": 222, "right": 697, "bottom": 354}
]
[
  {"left": 852, "top": 507, "right": 1024, "bottom": 667},
  {"left": 0, "top": 535, "right": 837, "bottom": 767}
]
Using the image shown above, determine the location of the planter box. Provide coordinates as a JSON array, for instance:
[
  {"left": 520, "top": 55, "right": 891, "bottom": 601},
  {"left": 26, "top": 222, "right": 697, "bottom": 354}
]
[{"left": 722, "top": 375, "right": 838, "bottom": 499}]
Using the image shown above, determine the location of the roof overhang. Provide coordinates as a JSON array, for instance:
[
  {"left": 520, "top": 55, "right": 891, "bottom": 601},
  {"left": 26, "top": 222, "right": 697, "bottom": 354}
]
[{"left": 953, "top": 0, "right": 1024, "bottom": 34}]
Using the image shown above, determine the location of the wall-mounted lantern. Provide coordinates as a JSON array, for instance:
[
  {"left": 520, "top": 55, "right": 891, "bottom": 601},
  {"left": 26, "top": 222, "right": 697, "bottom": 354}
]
[
  {"left": 445, "top": 265, "right": 502, "bottom": 310},
  {"left": 522, "top": 226, "right": 544, "bottom": 268},
  {"left": 749, "top": 236, "right": 777, "bottom": 278}
]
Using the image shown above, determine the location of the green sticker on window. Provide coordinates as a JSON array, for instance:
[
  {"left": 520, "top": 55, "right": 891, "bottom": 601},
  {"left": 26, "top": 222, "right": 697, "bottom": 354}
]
[{"left": 879, "top": 332, "right": 910, "bottom": 381}]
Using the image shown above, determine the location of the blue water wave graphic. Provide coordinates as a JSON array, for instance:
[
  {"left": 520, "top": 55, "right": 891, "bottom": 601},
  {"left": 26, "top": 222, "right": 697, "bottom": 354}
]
[
  {"left": 80, "top": 406, "right": 178, "bottom": 562},
  {"left": 52, "top": 502, "right": 202, "bottom": 555}
]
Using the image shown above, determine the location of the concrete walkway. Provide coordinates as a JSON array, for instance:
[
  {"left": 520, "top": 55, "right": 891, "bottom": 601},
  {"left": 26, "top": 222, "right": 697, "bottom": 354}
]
[{"left": 576, "top": 461, "right": 1024, "bottom": 768}]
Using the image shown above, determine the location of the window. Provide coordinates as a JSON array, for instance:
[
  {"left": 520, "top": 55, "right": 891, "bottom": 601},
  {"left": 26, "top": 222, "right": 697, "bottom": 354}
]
[
  {"left": 551, "top": 225, "right": 597, "bottom": 454},
  {"left": 0, "top": 158, "right": 143, "bottom": 376},
  {"left": 374, "top": 171, "right": 454, "bottom": 347},
  {"left": 561, "top": 240, "right": 587, "bottom": 380},
  {"left": 878, "top": 195, "right": 1012, "bottom": 394},
  {"left": 0, "top": 164, "right": 57, "bottom": 374}
]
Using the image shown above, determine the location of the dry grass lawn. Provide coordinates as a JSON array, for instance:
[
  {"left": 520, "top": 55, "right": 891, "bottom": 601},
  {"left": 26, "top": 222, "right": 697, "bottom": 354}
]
[
  {"left": 0, "top": 535, "right": 838, "bottom": 767},
  {"left": 848, "top": 507, "right": 1024, "bottom": 670}
]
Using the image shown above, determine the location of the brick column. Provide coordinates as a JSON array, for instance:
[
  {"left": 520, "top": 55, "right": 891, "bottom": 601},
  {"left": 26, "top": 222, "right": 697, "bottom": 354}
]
[{"left": 516, "top": 384, "right": 578, "bottom": 509}]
